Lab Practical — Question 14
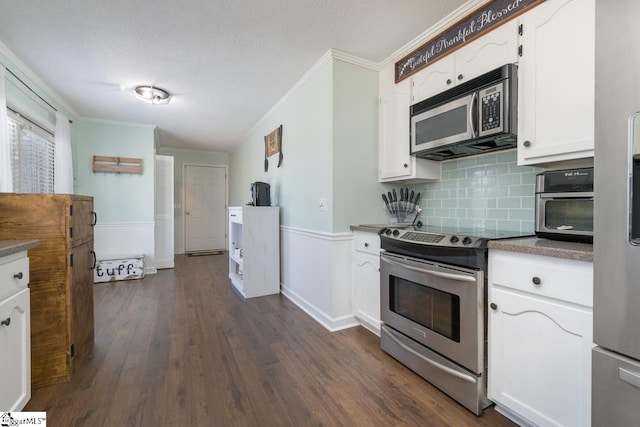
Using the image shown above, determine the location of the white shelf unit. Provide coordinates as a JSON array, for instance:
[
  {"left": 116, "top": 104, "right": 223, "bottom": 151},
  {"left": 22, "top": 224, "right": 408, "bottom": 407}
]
[{"left": 228, "top": 206, "right": 280, "bottom": 298}]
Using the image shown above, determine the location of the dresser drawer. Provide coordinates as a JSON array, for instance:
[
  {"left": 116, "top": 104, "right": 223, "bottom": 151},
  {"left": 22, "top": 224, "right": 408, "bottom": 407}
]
[
  {"left": 0, "top": 254, "right": 29, "bottom": 301},
  {"left": 490, "top": 250, "right": 593, "bottom": 307},
  {"left": 354, "top": 231, "right": 380, "bottom": 256}
]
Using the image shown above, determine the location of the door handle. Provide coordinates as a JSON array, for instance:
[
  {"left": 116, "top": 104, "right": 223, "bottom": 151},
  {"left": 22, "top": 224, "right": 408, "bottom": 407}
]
[
  {"left": 619, "top": 367, "right": 640, "bottom": 389},
  {"left": 382, "top": 255, "right": 476, "bottom": 282}
]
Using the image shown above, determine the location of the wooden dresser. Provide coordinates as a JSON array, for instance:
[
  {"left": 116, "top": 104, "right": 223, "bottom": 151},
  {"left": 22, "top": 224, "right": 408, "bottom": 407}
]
[{"left": 0, "top": 194, "right": 95, "bottom": 387}]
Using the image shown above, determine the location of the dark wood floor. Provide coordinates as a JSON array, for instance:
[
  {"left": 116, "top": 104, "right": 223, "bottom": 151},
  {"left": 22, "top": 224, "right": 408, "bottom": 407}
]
[{"left": 25, "top": 253, "right": 516, "bottom": 426}]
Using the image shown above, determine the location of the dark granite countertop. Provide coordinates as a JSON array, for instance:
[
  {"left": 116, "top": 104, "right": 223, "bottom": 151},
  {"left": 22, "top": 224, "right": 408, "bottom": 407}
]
[
  {"left": 350, "top": 224, "right": 387, "bottom": 233},
  {"left": 488, "top": 237, "right": 593, "bottom": 262},
  {"left": 0, "top": 240, "right": 40, "bottom": 258}
]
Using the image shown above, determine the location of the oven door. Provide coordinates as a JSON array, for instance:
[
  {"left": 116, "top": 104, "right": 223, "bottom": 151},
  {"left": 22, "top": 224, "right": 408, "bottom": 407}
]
[
  {"left": 380, "top": 251, "right": 484, "bottom": 374},
  {"left": 410, "top": 92, "right": 477, "bottom": 154}
]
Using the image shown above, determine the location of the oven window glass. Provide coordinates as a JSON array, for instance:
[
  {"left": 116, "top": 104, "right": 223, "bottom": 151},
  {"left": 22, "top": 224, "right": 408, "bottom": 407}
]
[
  {"left": 415, "top": 105, "right": 468, "bottom": 146},
  {"left": 390, "top": 277, "right": 460, "bottom": 342},
  {"left": 544, "top": 199, "right": 593, "bottom": 231}
]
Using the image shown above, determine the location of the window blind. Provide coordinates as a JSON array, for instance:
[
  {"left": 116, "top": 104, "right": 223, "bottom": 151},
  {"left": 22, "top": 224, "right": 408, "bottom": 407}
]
[{"left": 7, "top": 114, "right": 55, "bottom": 193}]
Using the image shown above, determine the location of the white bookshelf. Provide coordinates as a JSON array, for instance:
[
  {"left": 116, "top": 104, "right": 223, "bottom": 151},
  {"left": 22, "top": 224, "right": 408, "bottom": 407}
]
[{"left": 228, "top": 206, "right": 280, "bottom": 298}]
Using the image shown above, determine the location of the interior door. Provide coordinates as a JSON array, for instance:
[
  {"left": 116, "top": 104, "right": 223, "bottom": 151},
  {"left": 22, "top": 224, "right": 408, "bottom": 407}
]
[
  {"left": 155, "top": 155, "right": 174, "bottom": 268},
  {"left": 184, "top": 165, "right": 226, "bottom": 252}
]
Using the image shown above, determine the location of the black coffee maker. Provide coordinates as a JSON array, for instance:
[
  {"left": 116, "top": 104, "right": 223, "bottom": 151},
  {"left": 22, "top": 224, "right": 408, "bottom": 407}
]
[{"left": 250, "top": 182, "right": 271, "bottom": 206}]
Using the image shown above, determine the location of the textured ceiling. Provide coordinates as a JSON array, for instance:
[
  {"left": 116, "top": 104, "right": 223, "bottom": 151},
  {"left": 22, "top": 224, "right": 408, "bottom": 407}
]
[{"left": 0, "top": 0, "right": 468, "bottom": 152}]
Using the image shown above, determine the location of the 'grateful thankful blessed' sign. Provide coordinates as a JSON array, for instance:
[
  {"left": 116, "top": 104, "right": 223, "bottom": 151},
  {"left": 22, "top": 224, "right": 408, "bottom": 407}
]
[{"left": 395, "top": 0, "right": 546, "bottom": 83}]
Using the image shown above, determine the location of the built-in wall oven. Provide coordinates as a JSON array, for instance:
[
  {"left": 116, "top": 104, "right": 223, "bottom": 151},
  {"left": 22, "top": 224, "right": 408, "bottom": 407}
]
[{"left": 379, "top": 225, "right": 532, "bottom": 415}]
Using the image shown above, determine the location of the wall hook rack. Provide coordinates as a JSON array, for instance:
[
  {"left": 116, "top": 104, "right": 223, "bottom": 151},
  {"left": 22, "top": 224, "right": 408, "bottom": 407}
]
[{"left": 92, "top": 156, "right": 143, "bottom": 175}]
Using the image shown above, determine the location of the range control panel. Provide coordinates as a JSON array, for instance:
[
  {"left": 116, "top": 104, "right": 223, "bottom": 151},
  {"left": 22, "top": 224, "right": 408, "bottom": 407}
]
[{"left": 379, "top": 227, "right": 483, "bottom": 248}]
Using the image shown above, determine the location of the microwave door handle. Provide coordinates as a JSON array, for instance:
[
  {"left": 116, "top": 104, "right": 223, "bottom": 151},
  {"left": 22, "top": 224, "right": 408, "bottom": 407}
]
[
  {"left": 469, "top": 92, "right": 478, "bottom": 138},
  {"left": 383, "top": 256, "right": 476, "bottom": 282}
]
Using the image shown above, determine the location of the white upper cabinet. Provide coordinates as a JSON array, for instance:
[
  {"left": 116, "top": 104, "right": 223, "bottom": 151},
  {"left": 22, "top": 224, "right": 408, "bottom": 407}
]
[
  {"left": 412, "top": 19, "right": 520, "bottom": 104},
  {"left": 517, "top": 0, "right": 595, "bottom": 165},
  {"left": 378, "top": 64, "right": 440, "bottom": 182}
]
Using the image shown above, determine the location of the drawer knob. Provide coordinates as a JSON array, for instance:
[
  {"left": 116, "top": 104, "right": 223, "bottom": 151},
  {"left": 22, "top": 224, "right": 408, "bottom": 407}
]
[
  {"left": 446, "top": 78, "right": 452, "bottom": 85},
  {"left": 532, "top": 276, "right": 541, "bottom": 285},
  {"left": 1, "top": 317, "right": 10, "bottom": 326},
  {"left": 523, "top": 140, "right": 532, "bottom": 147},
  {"left": 13, "top": 272, "right": 23, "bottom": 280},
  {"left": 457, "top": 74, "right": 464, "bottom": 80},
  {"left": 490, "top": 303, "right": 498, "bottom": 310},
  {"left": 364, "top": 242, "right": 369, "bottom": 248}
]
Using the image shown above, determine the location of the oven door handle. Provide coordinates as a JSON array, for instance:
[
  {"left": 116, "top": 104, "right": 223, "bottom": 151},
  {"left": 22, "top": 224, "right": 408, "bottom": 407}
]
[
  {"left": 383, "top": 325, "right": 476, "bottom": 383},
  {"left": 382, "top": 256, "right": 477, "bottom": 283}
]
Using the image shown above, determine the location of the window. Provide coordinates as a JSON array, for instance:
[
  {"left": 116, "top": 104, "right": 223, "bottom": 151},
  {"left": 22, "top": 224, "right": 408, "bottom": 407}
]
[{"left": 7, "top": 111, "right": 55, "bottom": 193}]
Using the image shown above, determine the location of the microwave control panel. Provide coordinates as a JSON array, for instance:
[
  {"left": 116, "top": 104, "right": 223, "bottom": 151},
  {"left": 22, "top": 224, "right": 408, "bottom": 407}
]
[{"left": 479, "top": 83, "right": 504, "bottom": 135}]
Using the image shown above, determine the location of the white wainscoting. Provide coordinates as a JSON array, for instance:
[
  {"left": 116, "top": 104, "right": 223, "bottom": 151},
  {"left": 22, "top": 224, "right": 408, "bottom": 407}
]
[
  {"left": 94, "top": 222, "right": 157, "bottom": 274},
  {"left": 280, "top": 226, "right": 358, "bottom": 332}
]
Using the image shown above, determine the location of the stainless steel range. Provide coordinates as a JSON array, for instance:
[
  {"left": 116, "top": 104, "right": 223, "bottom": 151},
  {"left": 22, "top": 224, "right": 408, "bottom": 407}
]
[{"left": 378, "top": 224, "right": 532, "bottom": 415}]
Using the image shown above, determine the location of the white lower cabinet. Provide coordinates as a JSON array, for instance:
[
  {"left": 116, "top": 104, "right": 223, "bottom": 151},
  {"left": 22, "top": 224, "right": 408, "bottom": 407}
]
[
  {"left": 352, "top": 231, "right": 380, "bottom": 334},
  {"left": 488, "top": 250, "right": 593, "bottom": 427},
  {"left": 0, "top": 252, "right": 31, "bottom": 411}
]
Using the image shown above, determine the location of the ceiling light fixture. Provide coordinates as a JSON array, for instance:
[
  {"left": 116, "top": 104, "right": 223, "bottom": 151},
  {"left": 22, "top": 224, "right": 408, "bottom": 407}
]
[{"left": 134, "top": 85, "right": 171, "bottom": 105}]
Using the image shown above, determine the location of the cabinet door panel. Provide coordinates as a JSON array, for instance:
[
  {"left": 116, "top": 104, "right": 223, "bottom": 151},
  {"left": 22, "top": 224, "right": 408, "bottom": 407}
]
[
  {"left": 518, "top": 0, "right": 595, "bottom": 164},
  {"left": 0, "top": 288, "right": 30, "bottom": 411},
  {"left": 455, "top": 19, "right": 519, "bottom": 81},
  {"left": 71, "top": 241, "right": 95, "bottom": 363},
  {"left": 379, "top": 75, "right": 413, "bottom": 180},
  {"left": 71, "top": 197, "right": 95, "bottom": 247},
  {"left": 411, "top": 54, "right": 455, "bottom": 104},
  {"left": 353, "top": 252, "right": 380, "bottom": 332},
  {"left": 489, "top": 288, "right": 593, "bottom": 427}
]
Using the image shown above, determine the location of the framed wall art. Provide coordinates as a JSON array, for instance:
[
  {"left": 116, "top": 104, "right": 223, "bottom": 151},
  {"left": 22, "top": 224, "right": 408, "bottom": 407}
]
[{"left": 264, "top": 125, "right": 283, "bottom": 171}]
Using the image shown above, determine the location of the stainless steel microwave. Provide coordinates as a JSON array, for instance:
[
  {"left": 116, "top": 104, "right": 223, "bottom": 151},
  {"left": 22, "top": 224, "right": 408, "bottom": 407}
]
[
  {"left": 535, "top": 168, "right": 594, "bottom": 243},
  {"left": 410, "top": 64, "right": 518, "bottom": 161}
]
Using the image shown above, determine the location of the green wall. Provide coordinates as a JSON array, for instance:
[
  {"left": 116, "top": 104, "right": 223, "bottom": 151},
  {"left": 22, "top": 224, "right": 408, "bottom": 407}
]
[
  {"left": 229, "top": 57, "right": 386, "bottom": 233},
  {"left": 75, "top": 120, "right": 156, "bottom": 222}
]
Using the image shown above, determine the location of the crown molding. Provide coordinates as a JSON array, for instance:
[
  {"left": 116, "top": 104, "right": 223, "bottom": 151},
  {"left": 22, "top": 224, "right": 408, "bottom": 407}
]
[
  {"left": 78, "top": 116, "right": 157, "bottom": 129},
  {"left": 379, "top": 0, "right": 489, "bottom": 69},
  {"left": 0, "top": 39, "right": 79, "bottom": 118}
]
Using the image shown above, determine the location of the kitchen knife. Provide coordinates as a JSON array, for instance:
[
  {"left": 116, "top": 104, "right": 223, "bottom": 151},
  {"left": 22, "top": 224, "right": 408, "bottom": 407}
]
[
  {"left": 387, "top": 191, "right": 394, "bottom": 213},
  {"left": 392, "top": 188, "right": 397, "bottom": 203},
  {"left": 404, "top": 188, "right": 409, "bottom": 204},
  {"left": 382, "top": 193, "right": 391, "bottom": 213},
  {"left": 413, "top": 192, "right": 420, "bottom": 211},
  {"left": 409, "top": 190, "right": 415, "bottom": 204}
]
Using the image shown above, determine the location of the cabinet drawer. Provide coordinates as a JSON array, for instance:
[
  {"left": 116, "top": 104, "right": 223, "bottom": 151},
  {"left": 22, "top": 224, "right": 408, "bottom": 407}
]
[
  {"left": 490, "top": 251, "right": 593, "bottom": 307},
  {"left": 354, "top": 232, "right": 380, "bottom": 255},
  {"left": 229, "top": 208, "right": 242, "bottom": 224},
  {"left": 0, "top": 255, "right": 29, "bottom": 301}
]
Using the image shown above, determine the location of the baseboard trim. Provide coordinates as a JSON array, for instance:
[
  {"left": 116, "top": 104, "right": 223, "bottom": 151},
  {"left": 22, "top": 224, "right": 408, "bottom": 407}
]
[{"left": 281, "top": 285, "right": 359, "bottom": 332}]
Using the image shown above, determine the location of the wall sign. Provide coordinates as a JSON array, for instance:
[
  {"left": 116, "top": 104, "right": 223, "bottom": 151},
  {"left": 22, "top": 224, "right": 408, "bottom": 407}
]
[{"left": 395, "top": 0, "right": 546, "bottom": 83}]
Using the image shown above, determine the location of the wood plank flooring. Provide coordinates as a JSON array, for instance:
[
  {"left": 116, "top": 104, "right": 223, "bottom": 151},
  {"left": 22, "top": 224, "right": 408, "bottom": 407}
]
[{"left": 25, "top": 253, "right": 516, "bottom": 426}]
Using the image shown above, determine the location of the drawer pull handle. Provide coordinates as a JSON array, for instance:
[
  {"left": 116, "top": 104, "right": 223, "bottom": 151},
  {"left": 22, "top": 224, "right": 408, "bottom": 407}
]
[
  {"left": 13, "top": 272, "right": 23, "bottom": 280},
  {"left": 532, "top": 276, "right": 541, "bottom": 285},
  {"left": 620, "top": 367, "right": 640, "bottom": 389},
  {"left": 1, "top": 317, "right": 10, "bottom": 326}
]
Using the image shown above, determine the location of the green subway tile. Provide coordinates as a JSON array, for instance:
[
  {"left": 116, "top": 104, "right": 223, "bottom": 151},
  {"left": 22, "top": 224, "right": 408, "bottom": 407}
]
[
  {"left": 488, "top": 209, "right": 509, "bottom": 219},
  {"left": 435, "top": 189, "right": 449, "bottom": 199},
  {"left": 442, "top": 218, "right": 457, "bottom": 228},
  {"left": 496, "top": 150, "right": 517, "bottom": 163},
  {"left": 522, "top": 196, "right": 535, "bottom": 209},
  {"left": 441, "top": 180, "right": 457, "bottom": 189},
  {"left": 468, "top": 166, "right": 486, "bottom": 177},
  {"left": 510, "top": 209, "right": 534, "bottom": 221},
  {"left": 450, "top": 168, "right": 467, "bottom": 179},
  {"left": 487, "top": 186, "right": 509, "bottom": 197},
  {"left": 434, "top": 208, "right": 450, "bottom": 217},
  {"left": 458, "top": 157, "right": 478, "bottom": 169},
  {"left": 455, "top": 208, "right": 467, "bottom": 218},
  {"left": 509, "top": 184, "right": 535, "bottom": 197},
  {"left": 497, "top": 220, "right": 521, "bottom": 232},
  {"left": 498, "top": 197, "right": 520, "bottom": 208},
  {"left": 487, "top": 199, "right": 497, "bottom": 209},
  {"left": 442, "top": 160, "right": 458, "bottom": 171},
  {"left": 476, "top": 154, "right": 498, "bottom": 165},
  {"left": 520, "top": 221, "right": 535, "bottom": 233},
  {"left": 467, "top": 208, "right": 487, "bottom": 219},
  {"left": 497, "top": 174, "right": 521, "bottom": 185},
  {"left": 427, "top": 199, "right": 442, "bottom": 208},
  {"left": 442, "top": 199, "right": 457, "bottom": 208},
  {"left": 459, "top": 198, "right": 473, "bottom": 208}
]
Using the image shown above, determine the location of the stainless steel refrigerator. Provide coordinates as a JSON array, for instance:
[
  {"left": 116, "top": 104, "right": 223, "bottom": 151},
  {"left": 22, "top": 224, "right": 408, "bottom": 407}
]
[{"left": 593, "top": 0, "right": 640, "bottom": 424}]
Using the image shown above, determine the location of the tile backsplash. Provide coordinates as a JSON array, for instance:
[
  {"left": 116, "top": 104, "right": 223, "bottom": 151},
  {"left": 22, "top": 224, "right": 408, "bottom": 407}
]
[{"left": 408, "top": 150, "right": 542, "bottom": 233}]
